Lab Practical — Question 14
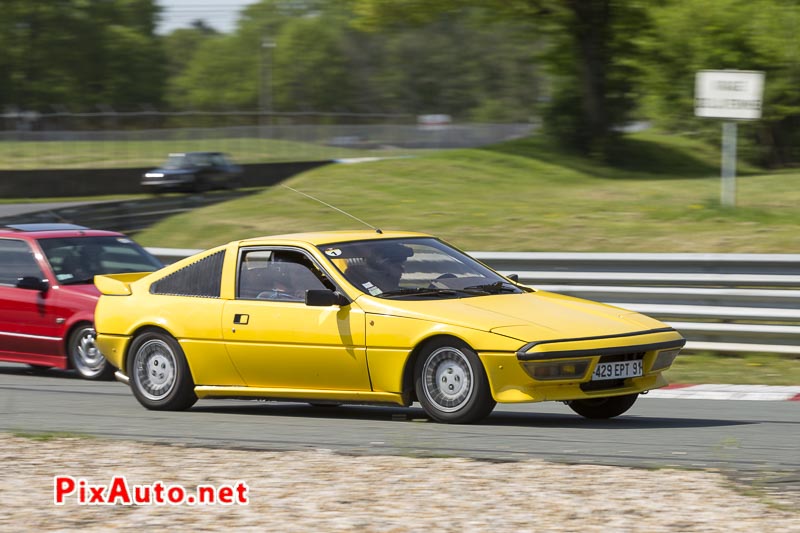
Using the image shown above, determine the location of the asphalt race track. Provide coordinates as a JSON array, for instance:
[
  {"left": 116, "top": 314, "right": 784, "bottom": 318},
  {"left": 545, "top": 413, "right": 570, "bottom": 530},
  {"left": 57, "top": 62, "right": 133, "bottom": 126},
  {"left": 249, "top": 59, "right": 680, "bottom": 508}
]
[{"left": 1, "top": 363, "right": 797, "bottom": 488}]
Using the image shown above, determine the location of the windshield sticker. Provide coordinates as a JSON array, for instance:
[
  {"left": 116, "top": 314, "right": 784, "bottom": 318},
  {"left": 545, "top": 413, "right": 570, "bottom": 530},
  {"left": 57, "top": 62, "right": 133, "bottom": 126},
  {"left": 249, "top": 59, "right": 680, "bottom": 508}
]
[
  {"left": 324, "top": 248, "right": 342, "bottom": 257},
  {"left": 361, "top": 281, "right": 382, "bottom": 296},
  {"left": 116, "top": 238, "right": 132, "bottom": 244}
]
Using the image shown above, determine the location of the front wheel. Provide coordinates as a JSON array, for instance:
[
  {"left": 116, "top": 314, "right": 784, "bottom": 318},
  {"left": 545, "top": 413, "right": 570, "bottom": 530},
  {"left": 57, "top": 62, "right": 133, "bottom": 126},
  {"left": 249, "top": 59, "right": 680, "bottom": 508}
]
[
  {"left": 127, "top": 331, "right": 197, "bottom": 411},
  {"left": 68, "top": 324, "right": 113, "bottom": 380},
  {"left": 567, "top": 393, "right": 639, "bottom": 419},
  {"left": 414, "top": 339, "right": 495, "bottom": 424}
]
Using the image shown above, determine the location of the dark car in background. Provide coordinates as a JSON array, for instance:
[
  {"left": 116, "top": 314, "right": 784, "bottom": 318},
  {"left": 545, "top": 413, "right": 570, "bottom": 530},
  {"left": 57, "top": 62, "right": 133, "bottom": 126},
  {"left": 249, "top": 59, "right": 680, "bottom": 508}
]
[
  {"left": 141, "top": 152, "right": 242, "bottom": 193},
  {"left": 0, "top": 224, "right": 163, "bottom": 380}
]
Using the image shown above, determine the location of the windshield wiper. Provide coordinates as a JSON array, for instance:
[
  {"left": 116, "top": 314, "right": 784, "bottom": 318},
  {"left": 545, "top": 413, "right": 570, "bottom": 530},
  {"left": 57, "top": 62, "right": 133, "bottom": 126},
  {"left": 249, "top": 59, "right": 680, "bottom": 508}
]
[
  {"left": 463, "top": 281, "right": 518, "bottom": 294},
  {"left": 378, "top": 287, "right": 487, "bottom": 298}
]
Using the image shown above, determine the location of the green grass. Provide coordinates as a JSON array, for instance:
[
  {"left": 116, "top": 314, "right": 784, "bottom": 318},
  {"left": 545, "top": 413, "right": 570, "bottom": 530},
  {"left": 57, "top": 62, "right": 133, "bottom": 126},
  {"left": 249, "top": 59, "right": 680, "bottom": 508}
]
[
  {"left": 664, "top": 353, "right": 800, "bottom": 385},
  {"left": 0, "top": 137, "right": 423, "bottom": 169},
  {"left": 132, "top": 131, "right": 800, "bottom": 253}
]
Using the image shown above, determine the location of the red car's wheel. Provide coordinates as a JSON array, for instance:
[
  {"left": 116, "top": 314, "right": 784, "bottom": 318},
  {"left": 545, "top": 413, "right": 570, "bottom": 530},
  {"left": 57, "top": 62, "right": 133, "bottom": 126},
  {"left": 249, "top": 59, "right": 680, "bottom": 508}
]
[{"left": 68, "top": 324, "right": 113, "bottom": 381}]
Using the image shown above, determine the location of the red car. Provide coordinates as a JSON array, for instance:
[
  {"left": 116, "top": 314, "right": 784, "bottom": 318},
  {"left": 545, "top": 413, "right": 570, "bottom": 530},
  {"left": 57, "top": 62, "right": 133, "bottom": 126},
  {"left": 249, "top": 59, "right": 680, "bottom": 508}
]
[{"left": 0, "top": 224, "right": 162, "bottom": 379}]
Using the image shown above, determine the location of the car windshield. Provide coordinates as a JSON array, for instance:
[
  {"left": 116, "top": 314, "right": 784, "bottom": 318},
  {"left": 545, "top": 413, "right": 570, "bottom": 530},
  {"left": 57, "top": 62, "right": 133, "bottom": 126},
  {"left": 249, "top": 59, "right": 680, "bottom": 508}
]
[
  {"left": 319, "top": 237, "right": 529, "bottom": 299},
  {"left": 38, "top": 236, "right": 163, "bottom": 285}
]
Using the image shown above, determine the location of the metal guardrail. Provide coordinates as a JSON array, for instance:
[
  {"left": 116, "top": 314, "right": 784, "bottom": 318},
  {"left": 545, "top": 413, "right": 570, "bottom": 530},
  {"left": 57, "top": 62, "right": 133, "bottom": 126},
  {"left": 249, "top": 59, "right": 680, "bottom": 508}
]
[
  {"left": 0, "top": 193, "right": 253, "bottom": 234},
  {"left": 147, "top": 249, "right": 800, "bottom": 357}
]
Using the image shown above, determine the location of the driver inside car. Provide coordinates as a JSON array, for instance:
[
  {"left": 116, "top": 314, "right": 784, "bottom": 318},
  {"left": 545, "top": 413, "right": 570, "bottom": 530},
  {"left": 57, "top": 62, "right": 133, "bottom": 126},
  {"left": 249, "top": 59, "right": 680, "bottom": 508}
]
[{"left": 346, "top": 243, "right": 413, "bottom": 294}]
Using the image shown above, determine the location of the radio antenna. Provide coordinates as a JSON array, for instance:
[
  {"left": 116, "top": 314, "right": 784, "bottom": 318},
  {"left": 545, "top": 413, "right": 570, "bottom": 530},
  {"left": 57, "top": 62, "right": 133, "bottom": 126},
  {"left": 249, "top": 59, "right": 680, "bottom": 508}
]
[{"left": 282, "top": 184, "right": 383, "bottom": 234}]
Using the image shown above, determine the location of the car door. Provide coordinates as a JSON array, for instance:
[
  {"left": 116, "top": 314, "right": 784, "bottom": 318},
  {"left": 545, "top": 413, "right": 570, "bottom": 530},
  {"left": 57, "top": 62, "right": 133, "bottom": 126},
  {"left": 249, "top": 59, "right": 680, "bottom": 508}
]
[
  {"left": 0, "top": 238, "right": 65, "bottom": 363},
  {"left": 209, "top": 153, "right": 228, "bottom": 188},
  {"left": 193, "top": 153, "right": 222, "bottom": 189},
  {"left": 222, "top": 247, "right": 370, "bottom": 391}
]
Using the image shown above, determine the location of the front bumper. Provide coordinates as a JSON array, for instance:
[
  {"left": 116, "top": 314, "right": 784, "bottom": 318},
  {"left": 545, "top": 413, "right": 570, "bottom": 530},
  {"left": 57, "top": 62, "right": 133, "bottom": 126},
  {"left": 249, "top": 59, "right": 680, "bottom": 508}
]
[{"left": 480, "top": 328, "right": 686, "bottom": 403}]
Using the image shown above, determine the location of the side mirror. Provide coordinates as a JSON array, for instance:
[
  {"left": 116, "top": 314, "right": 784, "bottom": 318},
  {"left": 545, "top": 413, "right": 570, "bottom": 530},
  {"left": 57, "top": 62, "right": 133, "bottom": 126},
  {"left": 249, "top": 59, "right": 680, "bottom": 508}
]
[
  {"left": 507, "top": 274, "right": 519, "bottom": 283},
  {"left": 305, "top": 289, "right": 349, "bottom": 307},
  {"left": 17, "top": 276, "right": 49, "bottom": 293}
]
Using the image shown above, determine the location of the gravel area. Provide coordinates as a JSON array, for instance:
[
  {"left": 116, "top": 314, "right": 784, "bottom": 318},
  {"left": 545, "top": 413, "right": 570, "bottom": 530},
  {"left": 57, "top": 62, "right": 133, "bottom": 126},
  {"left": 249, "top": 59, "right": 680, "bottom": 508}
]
[{"left": 1, "top": 434, "right": 798, "bottom": 532}]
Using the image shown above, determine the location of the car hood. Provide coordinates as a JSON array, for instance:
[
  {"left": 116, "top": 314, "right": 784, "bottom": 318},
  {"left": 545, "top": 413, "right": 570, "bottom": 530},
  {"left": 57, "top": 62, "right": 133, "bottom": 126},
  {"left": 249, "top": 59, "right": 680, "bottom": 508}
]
[
  {"left": 57, "top": 283, "right": 100, "bottom": 299},
  {"left": 356, "top": 290, "right": 666, "bottom": 342}
]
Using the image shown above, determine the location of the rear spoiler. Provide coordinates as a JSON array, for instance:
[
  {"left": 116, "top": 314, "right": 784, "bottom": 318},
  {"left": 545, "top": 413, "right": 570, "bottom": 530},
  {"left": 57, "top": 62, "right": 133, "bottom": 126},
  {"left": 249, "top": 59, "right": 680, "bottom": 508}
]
[{"left": 94, "top": 272, "right": 150, "bottom": 296}]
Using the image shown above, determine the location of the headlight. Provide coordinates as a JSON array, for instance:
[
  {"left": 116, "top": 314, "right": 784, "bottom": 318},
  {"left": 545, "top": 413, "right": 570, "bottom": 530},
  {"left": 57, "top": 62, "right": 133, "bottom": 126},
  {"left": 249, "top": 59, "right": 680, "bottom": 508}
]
[
  {"left": 144, "top": 172, "right": 164, "bottom": 178},
  {"left": 522, "top": 359, "right": 590, "bottom": 381},
  {"left": 651, "top": 348, "right": 681, "bottom": 372}
]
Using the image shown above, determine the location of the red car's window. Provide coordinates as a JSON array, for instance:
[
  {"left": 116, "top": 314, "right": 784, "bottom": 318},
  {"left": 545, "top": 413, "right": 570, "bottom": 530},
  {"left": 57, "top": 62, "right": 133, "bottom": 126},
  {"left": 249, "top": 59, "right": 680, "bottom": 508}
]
[
  {"left": 38, "top": 236, "right": 162, "bottom": 285},
  {"left": 0, "top": 239, "right": 44, "bottom": 286}
]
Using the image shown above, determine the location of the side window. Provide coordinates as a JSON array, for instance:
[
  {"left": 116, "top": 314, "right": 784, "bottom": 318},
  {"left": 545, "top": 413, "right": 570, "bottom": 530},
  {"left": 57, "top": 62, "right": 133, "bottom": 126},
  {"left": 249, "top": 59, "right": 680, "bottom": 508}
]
[
  {"left": 237, "top": 249, "right": 333, "bottom": 302},
  {"left": 0, "top": 239, "right": 44, "bottom": 286},
  {"left": 150, "top": 250, "right": 224, "bottom": 298},
  {"left": 192, "top": 153, "right": 211, "bottom": 167}
]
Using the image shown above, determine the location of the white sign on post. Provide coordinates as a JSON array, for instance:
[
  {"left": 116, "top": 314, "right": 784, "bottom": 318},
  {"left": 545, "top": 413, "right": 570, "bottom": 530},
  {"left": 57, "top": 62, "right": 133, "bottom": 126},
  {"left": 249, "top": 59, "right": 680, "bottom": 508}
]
[
  {"left": 695, "top": 70, "right": 765, "bottom": 207},
  {"left": 695, "top": 70, "right": 764, "bottom": 120}
]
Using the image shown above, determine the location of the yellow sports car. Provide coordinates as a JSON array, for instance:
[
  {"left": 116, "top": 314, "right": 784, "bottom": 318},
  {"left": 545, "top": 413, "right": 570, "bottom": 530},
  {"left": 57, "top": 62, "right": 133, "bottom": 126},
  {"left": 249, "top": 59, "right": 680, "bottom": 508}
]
[{"left": 94, "top": 231, "right": 685, "bottom": 424}]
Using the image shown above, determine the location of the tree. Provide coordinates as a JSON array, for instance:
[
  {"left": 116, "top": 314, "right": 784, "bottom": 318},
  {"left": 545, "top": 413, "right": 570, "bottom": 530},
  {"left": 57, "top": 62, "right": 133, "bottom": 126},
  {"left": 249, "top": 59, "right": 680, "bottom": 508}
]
[
  {"left": 168, "top": 0, "right": 543, "bottom": 118},
  {"left": 273, "top": 17, "right": 355, "bottom": 112},
  {"left": 368, "top": 13, "right": 542, "bottom": 119},
  {"left": 351, "top": 0, "right": 648, "bottom": 156},
  {"left": 640, "top": 0, "right": 800, "bottom": 166},
  {"left": 168, "top": 34, "right": 257, "bottom": 109},
  {"left": 0, "top": 0, "right": 165, "bottom": 112},
  {"left": 163, "top": 23, "right": 219, "bottom": 108}
]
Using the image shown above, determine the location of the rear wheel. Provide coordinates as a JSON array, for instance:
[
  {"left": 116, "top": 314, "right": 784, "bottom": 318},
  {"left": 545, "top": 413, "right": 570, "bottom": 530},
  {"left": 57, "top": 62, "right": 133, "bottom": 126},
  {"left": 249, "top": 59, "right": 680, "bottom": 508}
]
[
  {"left": 414, "top": 339, "right": 495, "bottom": 424},
  {"left": 567, "top": 393, "right": 639, "bottom": 419},
  {"left": 127, "top": 331, "right": 197, "bottom": 411},
  {"left": 68, "top": 324, "right": 113, "bottom": 380}
]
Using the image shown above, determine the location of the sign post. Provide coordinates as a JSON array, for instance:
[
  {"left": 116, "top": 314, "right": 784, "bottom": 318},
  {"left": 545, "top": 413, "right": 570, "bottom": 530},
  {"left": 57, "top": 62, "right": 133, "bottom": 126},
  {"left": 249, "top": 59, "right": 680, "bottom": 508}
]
[
  {"left": 695, "top": 70, "right": 765, "bottom": 207},
  {"left": 720, "top": 121, "right": 737, "bottom": 207}
]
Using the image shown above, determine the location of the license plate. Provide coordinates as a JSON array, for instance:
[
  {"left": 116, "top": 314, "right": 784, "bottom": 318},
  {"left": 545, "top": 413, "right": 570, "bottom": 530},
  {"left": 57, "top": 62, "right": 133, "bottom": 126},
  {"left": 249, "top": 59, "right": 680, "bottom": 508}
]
[{"left": 592, "top": 360, "right": 643, "bottom": 381}]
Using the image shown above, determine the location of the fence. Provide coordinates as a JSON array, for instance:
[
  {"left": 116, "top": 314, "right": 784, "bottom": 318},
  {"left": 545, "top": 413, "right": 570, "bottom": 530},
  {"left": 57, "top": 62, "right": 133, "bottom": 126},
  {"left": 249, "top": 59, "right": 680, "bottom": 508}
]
[
  {"left": 146, "top": 248, "right": 800, "bottom": 357},
  {"left": 0, "top": 111, "right": 534, "bottom": 169}
]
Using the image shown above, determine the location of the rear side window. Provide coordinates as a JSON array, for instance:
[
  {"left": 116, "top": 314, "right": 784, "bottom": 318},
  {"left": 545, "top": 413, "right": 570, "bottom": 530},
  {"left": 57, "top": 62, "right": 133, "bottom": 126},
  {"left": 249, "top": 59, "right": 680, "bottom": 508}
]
[
  {"left": 150, "top": 250, "right": 224, "bottom": 298},
  {"left": 0, "top": 239, "right": 44, "bottom": 286}
]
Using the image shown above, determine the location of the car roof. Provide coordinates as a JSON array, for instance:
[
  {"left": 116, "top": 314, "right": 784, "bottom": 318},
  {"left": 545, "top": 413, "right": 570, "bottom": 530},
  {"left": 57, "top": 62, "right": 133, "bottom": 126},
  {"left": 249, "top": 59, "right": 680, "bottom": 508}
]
[
  {"left": 236, "top": 230, "right": 433, "bottom": 247},
  {"left": 0, "top": 224, "right": 124, "bottom": 240}
]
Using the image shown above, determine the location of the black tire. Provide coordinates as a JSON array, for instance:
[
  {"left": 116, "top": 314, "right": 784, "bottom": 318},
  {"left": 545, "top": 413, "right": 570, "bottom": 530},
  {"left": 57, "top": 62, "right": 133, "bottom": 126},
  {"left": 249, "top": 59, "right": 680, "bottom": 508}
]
[
  {"left": 67, "top": 324, "right": 114, "bottom": 380},
  {"left": 568, "top": 393, "right": 639, "bottom": 419},
  {"left": 127, "top": 331, "right": 197, "bottom": 411},
  {"left": 414, "top": 338, "right": 495, "bottom": 424}
]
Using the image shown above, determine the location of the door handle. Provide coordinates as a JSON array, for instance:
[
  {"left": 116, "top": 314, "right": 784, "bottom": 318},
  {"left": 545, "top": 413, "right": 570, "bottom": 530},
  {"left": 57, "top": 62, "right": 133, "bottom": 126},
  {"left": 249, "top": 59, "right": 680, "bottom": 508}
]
[{"left": 233, "top": 314, "right": 249, "bottom": 325}]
